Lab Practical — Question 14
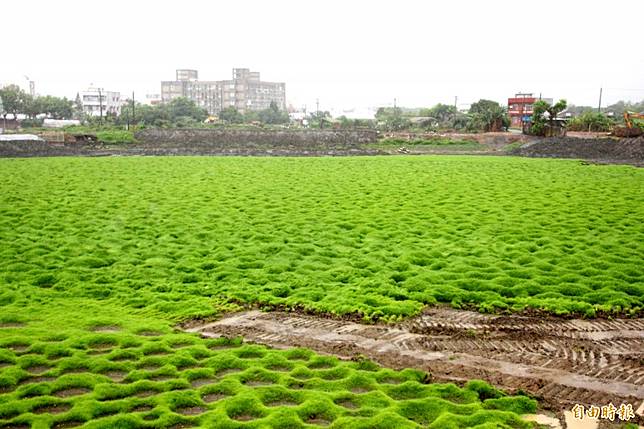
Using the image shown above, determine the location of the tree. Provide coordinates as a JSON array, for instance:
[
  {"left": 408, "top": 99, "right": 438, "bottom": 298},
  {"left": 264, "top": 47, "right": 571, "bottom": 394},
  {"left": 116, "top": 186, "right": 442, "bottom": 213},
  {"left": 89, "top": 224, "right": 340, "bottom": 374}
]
[
  {"left": 119, "top": 103, "right": 171, "bottom": 127},
  {"left": 567, "top": 111, "right": 613, "bottom": 132},
  {"left": 257, "top": 101, "right": 289, "bottom": 124},
  {"left": 218, "top": 107, "right": 244, "bottom": 124},
  {"left": 22, "top": 94, "right": 42, "bottom": 119},
  {"left": 0, "top": 85, "right": 27, "bottom": 121},
  {"left": 604, "top": 100, "right": 644, "bottom": 118},
  {"left": 420, "top": 104, "right": 457, "bottom": 124},
  {"left": 468, "top": 99, "right": 509, "bottom": 132},
  {"left": 19, "top": 95, "right": 73, "bottom": 120},
  {"left": 530, "top": 99, "right": 567, "bottom": 136},
  {"left": 40, "top": 96, "right": 73, "bottom": 119},
  {"left": 337, "top": 115, "right": 352, "bottom": 129},
  {"left": 307, "top": 110, "right": 332, "bottom": 129},
  {"left": 334, "top": 116, "right": 374, "bottom": 129},
  {"left": 57, "top": 97, "right": 74, "bottom": 119},
  {"left": 375, "top": 107, "right": 412, "bottom": 131},
  {"left": 73, "top": 93, "right": 84, "bottom": 119},
  {"left": 415, "top": 104, "right": 468, "bottom": 131},
  {"left": 117, "top": 97, "right": 207, "bottom": 127},
  {"left": 115, "top": 97, "right": 203, "bottom": 127},
  {"left": 166, "top": 97, "right": 207, "bottom": 122}
]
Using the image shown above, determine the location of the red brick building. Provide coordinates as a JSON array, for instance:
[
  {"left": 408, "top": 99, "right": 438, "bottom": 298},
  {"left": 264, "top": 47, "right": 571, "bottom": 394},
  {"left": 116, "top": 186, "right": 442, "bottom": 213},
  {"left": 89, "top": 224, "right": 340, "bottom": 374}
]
[
  {"left": 508, "top": 93, "right": 536, "bottom": 128},
  {"left": 507, "top": 93, "right": 553, "bottom": 128}
]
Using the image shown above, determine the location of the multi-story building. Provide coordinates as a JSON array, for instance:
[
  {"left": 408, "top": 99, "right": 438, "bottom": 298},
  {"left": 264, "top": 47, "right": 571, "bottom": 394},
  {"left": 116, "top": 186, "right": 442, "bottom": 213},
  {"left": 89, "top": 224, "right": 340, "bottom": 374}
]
[
  {"left": 161, "top": 68, "right": 286, "bottom": 115},
  {"left": 80, "top": 87, "right": 121, "bottom": 117},
  {"left": 507, "top": 93, "right": 552, "bottom": 127},
  {"left": 176, "top": 69, "right": 198, "bottom": 82},
  {"left": 144, "top": 94, "right": 162, "bottom": 106}
]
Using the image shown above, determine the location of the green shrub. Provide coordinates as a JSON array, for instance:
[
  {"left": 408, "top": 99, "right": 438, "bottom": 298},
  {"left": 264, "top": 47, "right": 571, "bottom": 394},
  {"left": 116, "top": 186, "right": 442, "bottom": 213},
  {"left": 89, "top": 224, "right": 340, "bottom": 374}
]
[
  {"left": 96, "top": 130, "right": 135, "bottom": 144},
  {"left": 20, "top": 118, "right": 44, "bottom": 128},
  {"left": 379, "top": 137, "right": 479, "bottom": 147},
  {"left": 567, "top": 111, "right": 613, "bottom": 132}
]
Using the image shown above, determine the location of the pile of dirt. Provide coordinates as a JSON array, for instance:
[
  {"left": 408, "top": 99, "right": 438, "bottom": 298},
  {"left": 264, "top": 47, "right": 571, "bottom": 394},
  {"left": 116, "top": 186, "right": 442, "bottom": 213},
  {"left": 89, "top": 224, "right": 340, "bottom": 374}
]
[{"left": 510, "top": 136, "right": 644, "bottom": 166}]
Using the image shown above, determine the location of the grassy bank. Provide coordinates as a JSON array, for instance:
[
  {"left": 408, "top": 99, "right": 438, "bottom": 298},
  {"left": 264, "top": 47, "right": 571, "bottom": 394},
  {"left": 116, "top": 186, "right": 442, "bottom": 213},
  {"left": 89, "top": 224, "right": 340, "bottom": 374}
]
[{"left": 369, "top": 138, "right": 483, "bottom": 152}]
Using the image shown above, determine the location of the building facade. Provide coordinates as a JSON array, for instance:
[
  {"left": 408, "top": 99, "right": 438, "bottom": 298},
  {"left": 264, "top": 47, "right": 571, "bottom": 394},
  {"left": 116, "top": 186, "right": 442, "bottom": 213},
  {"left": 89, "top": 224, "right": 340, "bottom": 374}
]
[
  {"left": 507, "top": 93, "right": 552, "bottom": 127},
  {"left": 161, "top": 68, "right": 286, "bottom": 114},
  {"left": 144, "top": 94, "right": 162, "bottom": 106},
  {"left": 80, "top": 88, "right": 121, "bottom": 117}
]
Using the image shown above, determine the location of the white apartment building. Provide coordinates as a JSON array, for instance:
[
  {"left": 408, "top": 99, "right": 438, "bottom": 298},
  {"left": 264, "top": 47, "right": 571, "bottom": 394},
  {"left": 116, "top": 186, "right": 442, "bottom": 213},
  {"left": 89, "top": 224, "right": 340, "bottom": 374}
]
[
  {"left": 161, "top": 68, "right": 286, "bottom": 115},
  {"left": 80, "top": 88, "right": 121, "bottom": 117}
]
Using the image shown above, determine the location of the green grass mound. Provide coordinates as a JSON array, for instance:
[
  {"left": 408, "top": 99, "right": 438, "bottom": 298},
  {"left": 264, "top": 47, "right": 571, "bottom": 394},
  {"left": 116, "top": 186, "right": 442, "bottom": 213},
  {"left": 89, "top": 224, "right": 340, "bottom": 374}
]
[
  {"left": 0, "top": 156, "right": 642, "bottom": 321},
  {"left": 4, "top": 155, "right": 638, "bottom": 427},
  {"left": 0, "top": 312, "right": 535, "bottom": 428},
  {"left": 371, "top": 138, "right": 482, "bottom": 150},
  {"left": 95, "top": 130, "right": 135, "bottom": 145}
]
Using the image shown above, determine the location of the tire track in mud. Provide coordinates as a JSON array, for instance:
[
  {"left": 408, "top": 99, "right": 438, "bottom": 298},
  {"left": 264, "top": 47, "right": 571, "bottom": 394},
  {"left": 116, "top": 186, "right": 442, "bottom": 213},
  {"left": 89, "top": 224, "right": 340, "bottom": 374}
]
[{"left": 185, "top": 307, "right": 644, "bottom": 418}]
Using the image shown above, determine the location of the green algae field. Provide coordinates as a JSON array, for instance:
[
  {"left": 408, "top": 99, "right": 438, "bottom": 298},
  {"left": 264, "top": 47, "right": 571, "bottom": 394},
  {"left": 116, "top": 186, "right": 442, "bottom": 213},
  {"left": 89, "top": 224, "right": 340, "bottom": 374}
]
[{"left": 1, "top": 155, "right": 643, "bottom": 428}]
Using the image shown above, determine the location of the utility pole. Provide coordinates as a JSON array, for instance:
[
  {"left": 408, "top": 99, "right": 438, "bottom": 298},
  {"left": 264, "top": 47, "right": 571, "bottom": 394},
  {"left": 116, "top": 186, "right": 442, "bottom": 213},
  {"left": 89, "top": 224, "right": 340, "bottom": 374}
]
[
  {"left": 597, "top": 87, "right": 603, "bottom": 113},
  {"left": 1, "top": 115, "right": 5, "bottom": 135},
  {"left": 453, "top": 96, "right": 458, "bottom": 121},
  {"left": 315, "top": 98, "right": 324, "bottom": 129},
  {"left": 24, "top": 76, "right": 35, "bottom": 97},
  {"left": 98, "top": 88, "right": 103, "bottom": 124},
  {"left": 393, "top": 98, "right": 397, "bottom": 109},
  {"left": 0, "top": 95, "right": 5, "bottom": 132},
  {"left": 131, "top": 91, "right": 135, "bottom": 125}
]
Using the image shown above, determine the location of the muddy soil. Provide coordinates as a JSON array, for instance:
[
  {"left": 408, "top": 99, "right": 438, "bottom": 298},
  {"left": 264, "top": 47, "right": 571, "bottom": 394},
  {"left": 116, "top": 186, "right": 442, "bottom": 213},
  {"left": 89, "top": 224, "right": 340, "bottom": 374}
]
[
  {"left": 185, "top": 307, "right": 644, "bottom": 423},
  {"left": 510, "top": 136, "right": 644, "bottom": 166}
]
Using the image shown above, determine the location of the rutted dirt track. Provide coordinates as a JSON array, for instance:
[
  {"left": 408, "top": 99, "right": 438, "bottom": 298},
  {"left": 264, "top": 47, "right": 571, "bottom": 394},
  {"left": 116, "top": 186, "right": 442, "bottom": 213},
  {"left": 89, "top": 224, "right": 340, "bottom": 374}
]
[{"left": 186, "top": 307, "right": 644, "bottom": 420}]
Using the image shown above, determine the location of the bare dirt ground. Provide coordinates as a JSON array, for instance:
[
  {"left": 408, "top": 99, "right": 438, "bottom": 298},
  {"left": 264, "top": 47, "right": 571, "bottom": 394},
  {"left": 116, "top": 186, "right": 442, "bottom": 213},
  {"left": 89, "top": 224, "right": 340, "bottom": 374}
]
[
  {"left": 379, "top": 132, "right": 644, "bottom": 167},
  {"left": 185, "top": 307, "right": 644, "bottom": 424},
  {"left": 509, "top": 136, "right": 644, "bottom": 167}
]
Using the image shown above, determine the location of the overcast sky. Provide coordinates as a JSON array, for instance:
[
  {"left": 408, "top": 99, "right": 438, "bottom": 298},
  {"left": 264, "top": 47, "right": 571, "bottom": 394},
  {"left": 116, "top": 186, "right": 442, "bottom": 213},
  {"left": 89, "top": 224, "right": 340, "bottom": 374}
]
[{"left": 2, "top": 0, "right": 643, "bottom": 111}]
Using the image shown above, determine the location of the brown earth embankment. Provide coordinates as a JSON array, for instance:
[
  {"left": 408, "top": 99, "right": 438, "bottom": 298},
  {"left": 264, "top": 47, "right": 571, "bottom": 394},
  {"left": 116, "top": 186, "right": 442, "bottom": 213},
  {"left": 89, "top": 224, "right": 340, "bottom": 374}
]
[
  {"left": 0, "top": 129, "right": 380, "bottom": 157},
  {"left": 509, "top": 136, "right": 644, "bottom": 166}
]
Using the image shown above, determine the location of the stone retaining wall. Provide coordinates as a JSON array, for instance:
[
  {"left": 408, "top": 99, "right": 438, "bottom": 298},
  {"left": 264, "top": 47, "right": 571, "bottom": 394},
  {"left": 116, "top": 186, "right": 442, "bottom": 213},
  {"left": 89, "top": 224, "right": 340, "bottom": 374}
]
[
  {"left": 0, "top": 129, "right": 381, "bottom": 158},
  {"left": 134, "top": 129, "right": 377, "bottom": 147}
]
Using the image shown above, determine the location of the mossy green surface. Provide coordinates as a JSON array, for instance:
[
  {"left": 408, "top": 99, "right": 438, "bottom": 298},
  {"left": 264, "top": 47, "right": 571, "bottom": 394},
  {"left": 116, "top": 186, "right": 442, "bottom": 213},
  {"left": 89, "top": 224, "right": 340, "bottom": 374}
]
[
  {"left": 1, "top": 156, "right": 642, "bottom": 320},
  {"left": 0, "top": 155, "right": 641, "bottom": 427},
  {"left": 95, "top": 130, "right": 135, "bottom": 145},
  {"left": 369, "top": 138, "right": 482, "bottom": 151},
  {"left": 0, "top": 307, "right": 536, "bottom": 428}
]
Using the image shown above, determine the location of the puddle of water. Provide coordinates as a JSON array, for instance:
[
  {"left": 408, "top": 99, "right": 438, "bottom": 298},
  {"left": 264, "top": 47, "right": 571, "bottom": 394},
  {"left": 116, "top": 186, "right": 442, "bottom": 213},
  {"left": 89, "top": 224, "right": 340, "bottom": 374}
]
[
  {"left": 523, "top": 414, "right": 562, "bottom": 429},
  {"left": 562, "top": 411, "right": 598, "bottom": 429}
]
